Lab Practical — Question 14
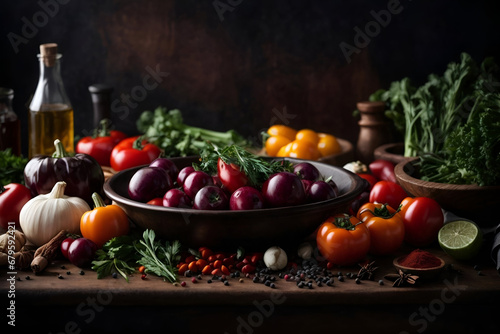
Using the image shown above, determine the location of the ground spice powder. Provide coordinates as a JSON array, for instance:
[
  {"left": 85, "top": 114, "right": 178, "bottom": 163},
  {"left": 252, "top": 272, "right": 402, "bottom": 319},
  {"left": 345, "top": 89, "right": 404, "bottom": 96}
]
[{"left": 398, "top": 249, "right": 441, "bottom": 268}]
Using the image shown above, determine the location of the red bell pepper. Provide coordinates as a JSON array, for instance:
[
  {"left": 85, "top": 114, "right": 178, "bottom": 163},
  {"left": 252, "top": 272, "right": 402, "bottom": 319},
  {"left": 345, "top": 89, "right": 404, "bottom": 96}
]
[
  {"left": 110, "top": 136, "right": 162, "bottom": 171},
  {"left": 76, "top": 120, "right": 127, "bottom": 167}
]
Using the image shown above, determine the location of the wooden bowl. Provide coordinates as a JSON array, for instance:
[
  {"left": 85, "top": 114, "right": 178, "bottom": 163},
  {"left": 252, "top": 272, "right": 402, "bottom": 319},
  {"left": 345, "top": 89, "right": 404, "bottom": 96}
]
[
  {"left": 257, "top": 137, "right": 354, "bottom": 167},
  {"left": 393, "top": 255, "right": 445, "bottom": 281},
  {"left": 318, "top": 138, "right": 355, "bottom": 167},
  {"left": 104, "top": 156, "right": 365, "bottom": 250},
  {"left": 373, "top": 142, "right": 409, "bottom": 164},
  {"left": 394, "top": 158, "right": 500, "bottom": 226}
]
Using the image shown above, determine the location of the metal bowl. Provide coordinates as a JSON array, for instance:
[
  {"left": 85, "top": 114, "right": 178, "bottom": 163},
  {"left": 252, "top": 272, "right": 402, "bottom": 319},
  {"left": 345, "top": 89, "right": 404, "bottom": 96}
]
[{"left": 104, "top": 156, "right": 364, "bottom": 250}]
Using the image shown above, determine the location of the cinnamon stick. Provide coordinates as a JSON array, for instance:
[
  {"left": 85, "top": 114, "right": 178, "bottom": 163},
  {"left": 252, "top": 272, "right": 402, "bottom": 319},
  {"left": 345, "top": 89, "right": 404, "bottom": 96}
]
[{"left": 31, "top": 230, "right": 68, "bottom": 273}]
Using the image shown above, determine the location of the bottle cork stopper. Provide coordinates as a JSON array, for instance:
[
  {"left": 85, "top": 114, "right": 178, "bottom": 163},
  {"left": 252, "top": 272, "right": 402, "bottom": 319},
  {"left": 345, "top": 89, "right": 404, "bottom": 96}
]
[{"left": 40, "top": 43, "right": 58, "bottom": 67}]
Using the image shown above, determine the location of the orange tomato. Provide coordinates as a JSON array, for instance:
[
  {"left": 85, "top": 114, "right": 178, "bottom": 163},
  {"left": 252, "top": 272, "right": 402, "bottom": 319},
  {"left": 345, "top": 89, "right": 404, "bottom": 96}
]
[
  {"left": 357, "top": 202, "right": 405, "bottom": 255},
  {"left": 316, "top": 214, "right": 371, "bottom": 266},
  {"left": 317, "top": 133, "right": 341, "bottom": 157},
  {"left": 80, "top": 193, "right": 130, "bottom": 248},
  {"left": 295, "top": 129, "right": 319, "bottom": 145},
  {"left": 286, "top": 139, "right": 320, "bottom": 160},
  {"left": 267, "top": 125, "right": 297, "bottom": 141},
  {"left": 265, "top": 135, "right": 291, "bottom": 156},
  {"left": 276, "top": 141, "right": 293, "bottom": 157}
]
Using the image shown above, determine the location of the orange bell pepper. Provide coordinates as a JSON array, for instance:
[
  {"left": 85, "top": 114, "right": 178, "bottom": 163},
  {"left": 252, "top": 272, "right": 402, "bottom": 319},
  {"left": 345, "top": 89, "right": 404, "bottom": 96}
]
[{"left": 80, "top": 193, "right": 130, "bottom": 248}]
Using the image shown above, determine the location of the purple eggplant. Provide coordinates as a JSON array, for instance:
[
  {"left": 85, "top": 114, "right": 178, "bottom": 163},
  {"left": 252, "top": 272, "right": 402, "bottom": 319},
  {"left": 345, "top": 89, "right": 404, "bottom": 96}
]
[{"left": 24, "top": 139, "right": 104, "bottom": 205}]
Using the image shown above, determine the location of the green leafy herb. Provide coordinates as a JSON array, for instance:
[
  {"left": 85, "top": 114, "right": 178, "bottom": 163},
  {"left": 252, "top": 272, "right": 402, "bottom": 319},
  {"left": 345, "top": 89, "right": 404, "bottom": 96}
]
[
  {"left": 133, "top": 229, "right": 181, "bottom": 283},
  {"left": 365, "top": 52, "right": 500, "bottom": 186},
  {"left": 197, "top": 143, "right": 293, "bottom": 188},
  {"left": 91, "top": 234, "right": 141, "bottom": 282},
  {"left": 418, "top": 97, "right": 500, "bottom": 186},
  {"left": 368, "top": 53, "right": 498, "bottom": 157},
  {"left": 0, "top": 149, "right": 28, "bottom": 185},
  {"left": 136, "top": 107, "right": 249, "bottom": 157}
]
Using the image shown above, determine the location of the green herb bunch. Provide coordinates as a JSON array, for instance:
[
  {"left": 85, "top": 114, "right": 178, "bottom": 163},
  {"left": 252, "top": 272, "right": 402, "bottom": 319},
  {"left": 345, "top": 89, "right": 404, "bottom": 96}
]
[
  {"left": 92, "top": 230, "right": 181, "bottom": 283},
  {"left": 0, "top": 149, "right": 28, "bottom": 185},
  {"left": 136, "top": 107, "right": 248, "bottom": 157},
  {"left": 368, "top": 53, "right": 500, "bottom": 186}
]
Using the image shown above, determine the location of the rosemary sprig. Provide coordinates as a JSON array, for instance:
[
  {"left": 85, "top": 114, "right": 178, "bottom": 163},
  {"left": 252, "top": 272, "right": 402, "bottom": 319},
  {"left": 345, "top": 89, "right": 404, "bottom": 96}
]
[
  {"left": 134, "top": 229, "right": 181, "bottom": 283},
  {"left": 197, "top": 143, "right": 293, "bottom": 188}
]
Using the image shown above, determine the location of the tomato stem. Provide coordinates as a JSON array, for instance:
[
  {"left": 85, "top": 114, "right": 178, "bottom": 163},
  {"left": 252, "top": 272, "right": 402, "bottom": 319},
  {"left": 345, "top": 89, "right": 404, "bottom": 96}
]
[
  {"left": 95, "top": 119, "right": 112, "bottom": 138},
  {"left": 359, "top": 204, "right": 402, "bottom": 219},
  {"left": 334, "top": 214, "right": 360, "bottom": 231},
  {"left": 132, "top": 136, "right": 145, "bottom": 150}
]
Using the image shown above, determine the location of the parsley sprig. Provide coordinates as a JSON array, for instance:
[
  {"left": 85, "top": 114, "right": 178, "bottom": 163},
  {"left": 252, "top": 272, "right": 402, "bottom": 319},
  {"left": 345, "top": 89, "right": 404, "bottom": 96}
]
[
  {"left": 91, "top": 234, "right": 141, "bottom": 282},
  {"left": 0, "top": 149, "right": 28, "bottom": 185}
]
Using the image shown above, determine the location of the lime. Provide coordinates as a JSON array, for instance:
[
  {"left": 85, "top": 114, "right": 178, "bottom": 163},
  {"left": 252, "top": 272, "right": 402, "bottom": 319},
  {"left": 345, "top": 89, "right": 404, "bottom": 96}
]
[{"left": 438, "top": 220, "right": 483, "bottom": 260}]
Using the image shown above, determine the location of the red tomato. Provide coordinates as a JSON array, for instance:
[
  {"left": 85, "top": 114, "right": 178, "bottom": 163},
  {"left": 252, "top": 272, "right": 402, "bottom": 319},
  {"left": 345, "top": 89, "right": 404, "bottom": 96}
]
[
  {"left": 399, "top": 197, "right": 444, "bottom": 247},
  {"left": 0, "top": 183, "right": 32, "bottom": 229},
  {"left": 76, "top": 130, "right": 127, "bottom": 167},
  {"left": 369, "top": 159, "right": 397, "bottom": 183},
  {"left": 357, "top": 173, "right": 378, "bottom": 190},
  {"left": 369, "top": 181, "right": 407, "bottom": 210},
  {"left": 110, "top": 136, "right": 162, "bottom": 171},
  {"left": 316, "top": 214, "right": 370, "bottom": 266},
  {"left": 217, "top": 158, "right": 249, "bottom": 194},
  {"left": 357, "top": 203, "right": 405, "bottom": 255},
  {"left": 146, "top": 198, "right": 164, "bottom": 206}
]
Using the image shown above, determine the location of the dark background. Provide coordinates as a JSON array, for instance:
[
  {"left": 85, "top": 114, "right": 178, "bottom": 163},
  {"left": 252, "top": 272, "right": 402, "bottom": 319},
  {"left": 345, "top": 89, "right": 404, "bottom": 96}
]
[{"left": 1, "top": 0, "right": 499, "bottom": 157}]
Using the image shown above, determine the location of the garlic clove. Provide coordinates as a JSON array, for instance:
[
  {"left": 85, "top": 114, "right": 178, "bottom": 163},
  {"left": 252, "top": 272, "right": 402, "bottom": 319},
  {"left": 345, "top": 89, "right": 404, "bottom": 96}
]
[{"left": 263, "top": 246, "right": 288, "bottom": 271}]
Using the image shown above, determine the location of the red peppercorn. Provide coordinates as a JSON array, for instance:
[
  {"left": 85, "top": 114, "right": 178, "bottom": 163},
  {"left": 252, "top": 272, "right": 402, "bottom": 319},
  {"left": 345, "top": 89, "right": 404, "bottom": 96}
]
[
  {"left": 191, "top": 277, "right": 197, "bottom": 283},
  {"left": 213, "top": 260, "right": 222, "bottom": 269},
  {"left": 178, "top": 263, "right": 189, "bottom": 276},
  {"left": 221, "top": 265, "right": 231, "bottom": 276},
  {"left": 202, "top": 265, "right": 213, "bottom": 275},
  {"left": 241, "top": 264, "right": 256, "bottom": 274},
  {"left": 181, "top": 281, "right": 187, "bottom": 287},
  {"left": 141, "top": 274, "right": 147, "bottom": 280}
]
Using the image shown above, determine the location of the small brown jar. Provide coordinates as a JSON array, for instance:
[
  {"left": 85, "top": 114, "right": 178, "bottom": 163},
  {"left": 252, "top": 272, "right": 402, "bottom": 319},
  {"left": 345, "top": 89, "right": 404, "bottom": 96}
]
[{"left": 355, "top": 101, "right": 393, "bottom": 164}]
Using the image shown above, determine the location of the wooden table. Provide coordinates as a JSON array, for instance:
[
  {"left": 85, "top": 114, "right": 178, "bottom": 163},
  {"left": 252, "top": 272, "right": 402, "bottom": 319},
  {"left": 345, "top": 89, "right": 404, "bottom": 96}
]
[{"left": 2, "top": 245, "right": 499, "bottom": 334}]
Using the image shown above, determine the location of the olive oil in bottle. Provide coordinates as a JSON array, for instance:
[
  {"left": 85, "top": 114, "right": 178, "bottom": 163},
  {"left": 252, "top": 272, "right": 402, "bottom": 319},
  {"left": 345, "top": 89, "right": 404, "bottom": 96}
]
[{"left": 28, "top": 43, "right": 74, "bottom": 158}]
